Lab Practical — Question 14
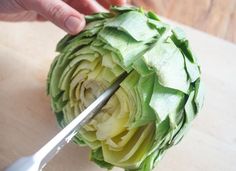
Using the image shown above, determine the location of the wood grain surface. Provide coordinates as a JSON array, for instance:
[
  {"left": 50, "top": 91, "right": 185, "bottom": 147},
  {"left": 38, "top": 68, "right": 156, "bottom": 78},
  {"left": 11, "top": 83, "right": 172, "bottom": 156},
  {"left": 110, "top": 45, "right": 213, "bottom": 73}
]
[
  {"left": 131, "top": 0, "right": 236, "bottom": 43},
  {"left": 0, "top": 19, "right": 236, "bottom": 171}
]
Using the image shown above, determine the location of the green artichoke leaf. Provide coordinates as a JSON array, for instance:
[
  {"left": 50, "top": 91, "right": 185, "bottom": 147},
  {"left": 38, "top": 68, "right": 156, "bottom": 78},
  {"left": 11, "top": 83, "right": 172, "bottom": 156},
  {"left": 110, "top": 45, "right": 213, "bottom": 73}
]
[
  {"left": 110, "top": 6, "right": 140, "bottom": 13},
  {"left": 98, "top": 28, "right": 149, "bottom": 70},
  {"left": 171, "top": 27, "right": 198, "bottom": 64},
  {"left": 185, "top": 90, "right": 197, "bottom": 123},
  {"left": 106, "top": 11, "right": 157, "bottom": 41},
  {"left": 150, "top": 77, "right": 185, "bottom": 121},
  {"left": 132, "top": 57, "right": 153, "bottom": 76},
  {"left": 85, "top": 12, "right": 113, "bottom": 22},
  {"left": 146, "top": 11, "right": 161, "bottom": 21},
  {"left": 131, "top": 73, "right": 156, "bottom": 128},
  {"left": 194, "top": 78, "right": 205, "bottom": 113},
  {"left": 147, "top": 19, "right": 170, "bottom": 35},
  {"left": 143, "top": 38, "right": 190, "bottom": 93},
  {"left": 184, "top": 54, "right": 201, "bottom": 82},
  {"left": 56, "top": 34, "right": 75, "bottom": 52}
]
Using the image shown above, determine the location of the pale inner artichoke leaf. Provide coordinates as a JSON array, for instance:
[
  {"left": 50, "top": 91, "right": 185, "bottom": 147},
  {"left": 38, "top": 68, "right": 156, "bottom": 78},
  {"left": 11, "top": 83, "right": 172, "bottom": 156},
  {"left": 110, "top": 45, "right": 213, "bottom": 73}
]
[
  {"left": 106, "top": 128, "right": 138, "bottom": 151},
  {"left": 96, "top": 114, "right": 129, "bottom": 140},
  {"left": 102, "top": 123, "right": 155, "bottom": 168}
]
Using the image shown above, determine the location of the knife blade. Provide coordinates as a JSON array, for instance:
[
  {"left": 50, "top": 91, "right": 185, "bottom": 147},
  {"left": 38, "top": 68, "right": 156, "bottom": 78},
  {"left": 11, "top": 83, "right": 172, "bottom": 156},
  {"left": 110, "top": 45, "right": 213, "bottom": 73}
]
[{"left": 5, "top": 72, "right": 128, "bottom": 171}]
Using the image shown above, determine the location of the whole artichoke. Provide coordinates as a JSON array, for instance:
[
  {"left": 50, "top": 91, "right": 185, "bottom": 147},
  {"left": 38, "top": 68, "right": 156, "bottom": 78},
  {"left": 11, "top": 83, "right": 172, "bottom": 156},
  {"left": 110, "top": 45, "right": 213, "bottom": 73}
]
[{"left": 47, "top": 6, "right": 204, "bottom": 171}]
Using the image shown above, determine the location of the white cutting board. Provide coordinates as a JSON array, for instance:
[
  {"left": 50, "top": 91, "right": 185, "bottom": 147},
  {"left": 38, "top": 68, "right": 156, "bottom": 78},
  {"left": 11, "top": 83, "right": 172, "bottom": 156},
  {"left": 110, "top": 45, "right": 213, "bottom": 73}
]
[{"left": 0, "top": 19, "right": 236, "bottom": 171}]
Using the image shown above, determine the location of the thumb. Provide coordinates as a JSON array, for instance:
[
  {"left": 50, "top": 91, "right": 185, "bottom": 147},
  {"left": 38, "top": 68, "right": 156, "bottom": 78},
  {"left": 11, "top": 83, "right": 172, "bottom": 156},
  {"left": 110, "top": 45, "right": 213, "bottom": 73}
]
[{"left": 23, "top": 0, "right": 86, "bottom": 35}]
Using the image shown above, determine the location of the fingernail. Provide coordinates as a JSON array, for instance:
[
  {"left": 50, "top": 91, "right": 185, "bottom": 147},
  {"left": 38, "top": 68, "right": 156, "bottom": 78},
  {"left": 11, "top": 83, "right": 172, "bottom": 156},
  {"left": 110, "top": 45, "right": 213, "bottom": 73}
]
[{"left": 65, "top": 16, "right": 82, "bottom": 34}]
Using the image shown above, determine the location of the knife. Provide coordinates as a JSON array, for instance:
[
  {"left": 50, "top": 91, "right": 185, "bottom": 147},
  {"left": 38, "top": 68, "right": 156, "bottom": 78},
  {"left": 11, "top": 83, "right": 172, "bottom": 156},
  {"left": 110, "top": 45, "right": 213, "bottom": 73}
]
[{"left": 5, "top": 72, "right": 128, "bottom": 171}]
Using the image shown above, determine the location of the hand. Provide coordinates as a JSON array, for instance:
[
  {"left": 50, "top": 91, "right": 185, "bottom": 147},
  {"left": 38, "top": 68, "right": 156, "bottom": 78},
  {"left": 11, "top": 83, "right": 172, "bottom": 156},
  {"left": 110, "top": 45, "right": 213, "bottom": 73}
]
[{"left": 0, "top": 0, "right": 126, "bottom": 35}]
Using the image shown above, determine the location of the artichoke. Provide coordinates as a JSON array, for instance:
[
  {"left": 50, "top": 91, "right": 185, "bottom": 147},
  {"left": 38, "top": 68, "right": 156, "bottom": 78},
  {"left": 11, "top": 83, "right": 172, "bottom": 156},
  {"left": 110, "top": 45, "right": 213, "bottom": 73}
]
[{"left": 47, "top": 6, "right": 204, "bottom": 171}]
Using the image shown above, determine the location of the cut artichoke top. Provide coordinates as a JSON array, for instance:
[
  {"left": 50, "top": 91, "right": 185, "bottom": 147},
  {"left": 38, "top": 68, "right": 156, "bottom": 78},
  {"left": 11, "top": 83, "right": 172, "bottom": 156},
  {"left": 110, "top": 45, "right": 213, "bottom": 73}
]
[{"left": 47, "top": 6, "right": 204, "bottom": 171}]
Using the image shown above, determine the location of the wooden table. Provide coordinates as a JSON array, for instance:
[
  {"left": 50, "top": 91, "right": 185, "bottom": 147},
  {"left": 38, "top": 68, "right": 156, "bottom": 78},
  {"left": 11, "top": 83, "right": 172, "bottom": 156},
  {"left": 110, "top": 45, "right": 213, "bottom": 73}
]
[
  {"left": 131, "top": 0, "right": 236, "bottom": 43},
  {"left": 0, "top": 14, "right": 236, "bottom": 171}
]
